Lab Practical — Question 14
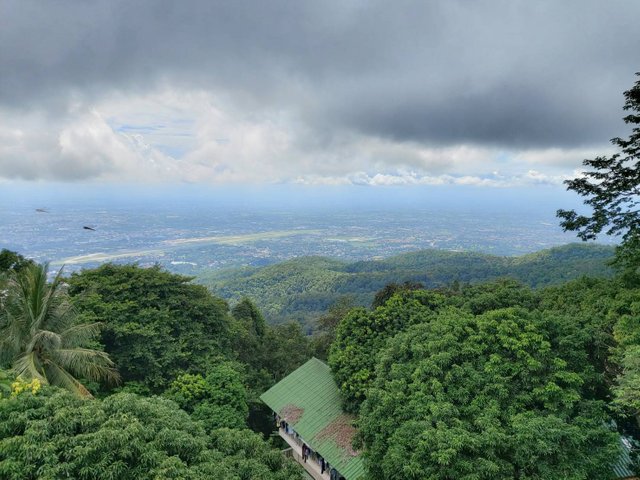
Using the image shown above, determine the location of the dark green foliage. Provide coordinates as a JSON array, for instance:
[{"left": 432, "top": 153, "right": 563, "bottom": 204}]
[
  {"left": 371, "top": 280, "right": 424, "bottom": 309},
  {"left": 614, "top": 346, "right": 640, "bottom": 421},
  {"left": 0, "top": 250, "right": 34, "bottom": 305},
  {"left": 230, "top": 297, "right": 312, "bottom": 395},
  {"left": 0, "top": 387, "right": 300, "bottom": 480},
  {"left": 330, "top": 281, "right": 541, "bottom": 413},
  {"left": 329, "top": 291, "right": 445, "bottom": 412},
  {"left": 67, "top": 264, "right": 232, "bottom": 392},
  {"left": 542, "top": 278, "right": 635, "bottom": 385},
  {"left": 233, "top": 297, "right": 267, "bottom": 337},
  {"left": 541, "top": 277, "right": 640, "bottom": 437},
  {"left": 329, "top": 278, "right": 640, "bottom": 476},
  {"left": 558, "top": 73, "right": 640, "bottom": 274},
  {"left": 0, "top": 249, "right": 33, "bottom": 275},
  {"left": 165, "top": 363, "right": 249, "bottom": 432},
  {"left": 254, "top": 322, "right": 312, "bottom": 388},
  {"left": 228, "top": 297, "right": 312, "bottom": 436},
  {"left": 449, "top": 278, "right": 539, "bottom": 315},
  {"left": 201, "top": 244, "right": 614, "bottom": 327},
  {"left": 310, "top": 295, "right": 356, "bottom": 360},
  {"left": 611, "top": 289, "right": 640, "bottom": 427},
  {"left": 0, "top": 369, "right": 12, "bottom": 398},
  {"left": 359, "top": 307, "right": 620, "bottom": 480}
]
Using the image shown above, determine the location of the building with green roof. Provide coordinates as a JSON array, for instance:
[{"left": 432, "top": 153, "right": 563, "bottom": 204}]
[
  {"left": 613, "top": 436, "right": 638, "bottom": 480},
  {"left": 262, "top": 358, "right": 636, "bottom": 480},
  {"left": 260, "top": 358, "right": 365, "bottom": 480}
]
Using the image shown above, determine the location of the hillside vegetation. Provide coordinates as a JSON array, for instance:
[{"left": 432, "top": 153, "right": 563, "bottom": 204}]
[
  {"left": 198, "top": 243, "right": 614, "bottom": 327},
  {"left": 1, "top": 247, "right": 638, "bottom": 479}
]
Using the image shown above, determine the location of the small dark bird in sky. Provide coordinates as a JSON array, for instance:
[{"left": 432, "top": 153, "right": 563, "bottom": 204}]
[
  {"left": 83, "top": 226, "right": 96, "bottom": 231},
  {"left": 35, "top": 208, "right": 49, "bottom": 213}
]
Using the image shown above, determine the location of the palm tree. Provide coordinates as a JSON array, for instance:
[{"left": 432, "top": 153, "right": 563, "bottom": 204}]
[{"left": 0, "top": 262, "right": 119, "bottom": 398}]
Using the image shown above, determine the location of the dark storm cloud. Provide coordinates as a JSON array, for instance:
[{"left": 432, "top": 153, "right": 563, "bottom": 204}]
[{"left": 1, "top": 0, "right": 639, "bottom": 149}]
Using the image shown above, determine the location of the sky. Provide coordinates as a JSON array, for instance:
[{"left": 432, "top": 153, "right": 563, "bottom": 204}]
[{"left": 1, "top": 0, "right": 639, "bottom": 189}]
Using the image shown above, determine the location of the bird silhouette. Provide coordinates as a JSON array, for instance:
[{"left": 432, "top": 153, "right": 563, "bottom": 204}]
[
  {"left": 83, "top": 226, "right": 96, "bottom": 231},
  {"left": 35, "top": 208, "right": 49, "bottom": 213}
]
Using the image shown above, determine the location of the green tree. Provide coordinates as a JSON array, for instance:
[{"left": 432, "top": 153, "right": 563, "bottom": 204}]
[
  {"left": 228, "top": 297, "right": 311, "bottom": 395},
  {"left": 67, "top": 264, "right": 232, "bottom": 392},
  {"left": 259, "top": 322, "right": 311, "bottom": 384},
  {"left": 558, "top": 73, "right": 640, "bottom": 274},
  {"left": 0, "top": 249, "right": 33, "bottom": 275},
  {"left": 228, "top": 299, "right": 312, "bottom": 436},
  {"left": 311, "top": 295, "right": 355, "bottom": 360},
  {"left": 166, "top": 363, "right": 249, "bottom": 432},
  {"left": 539, "top": 277, "right": 640, "bottom": 436},
  {"left": 230, "top": 297, "right": 273, "bottom": 394},
  {"left": 329, "top": 290, "right": 444, "bottom": 412},
  {"left": 359, "top": 307, "right": 620, "bottom": 480},
  {"left": 0, "top": 387, "right": 300, "bottom": 480},
  {"left": 0, "top": 263, "right": 118, "bottom": 397},
  {"left": 614, "top": 346, "right": 640, "bottom": 425},
  {"left": 371, "top": 281, "right": 424, "bottom": 309},
  {"left": 611, "top": 291, "right": 640, "bottom": 428},
  {"left": 0, "top": 250, "right": 34, "bottom": 305},
  {"left": 232, "top": 297, "right": 267, "bottom": 337},
  {"left": 450, "top": 278, "right": 539, "bottom": 315}
]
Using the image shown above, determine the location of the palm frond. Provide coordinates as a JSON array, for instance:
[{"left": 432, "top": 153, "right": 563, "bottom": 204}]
[
  {"left": 25, "top": 329, "right": 63, "bottom": 355},
  {"left": 12, "top": 352, "right": 48, "bottom": 384},
  {"left": 60, "top": 322, "right": 102, "bottom": 347},
  {"left": 33, "top": 264, "right": 68, "bottom": 332},
  {"left": 0, "top": 312, "right": 27, "bottom": 362},
  {"left": 50, "top": 348, "right": 120, "bottom": 386},
  {"left": 44, "top": 360, "right": 93, "bottom": 398}
]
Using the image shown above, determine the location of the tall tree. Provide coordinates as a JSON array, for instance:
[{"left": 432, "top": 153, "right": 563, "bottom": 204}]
[
  {"left": 0, "top": 263, "right": 118, "bottom": 397},
  {"left": 558, "top": 72, "right": 640, "bottom": 274},
  {"left": 68, "top": 264, "right": 231, "bottom": 392},
  {"left": 329, "top": 290, "right": 444, "bottom": 413},
  {"left": 232, "top": 297, "right": 267, "bottom": 337},
  {"left": 311, "top": 295, "right": 355, "bottom": 360},
  {"left": 359, "top": 307, "right": 620, "bottom": 480}
]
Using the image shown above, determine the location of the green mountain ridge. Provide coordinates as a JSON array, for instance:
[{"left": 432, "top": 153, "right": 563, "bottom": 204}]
[{"left": 197, "top": 243, "right": 615, "bottom": 328}]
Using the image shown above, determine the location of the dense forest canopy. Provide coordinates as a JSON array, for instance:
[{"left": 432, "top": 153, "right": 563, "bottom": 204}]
[
  {"left": 0, "top": 259, "right": 315, "bottom": 479},
  {"left": 0, "top": 387, "right": 300, "bottom": 480},
  {"left": 359, "top": 307, "right": 619, "bottom": 479},
  {"left": 0, "top": 242, "right": 639, "bottom": 479},
  {"left": 200, "top": 243, "right": 615, "bottom": 329}
]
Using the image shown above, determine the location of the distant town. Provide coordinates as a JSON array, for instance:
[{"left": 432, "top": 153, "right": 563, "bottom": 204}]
[{"left": 0, "top": 201, "right": 613, "bottom": 276}]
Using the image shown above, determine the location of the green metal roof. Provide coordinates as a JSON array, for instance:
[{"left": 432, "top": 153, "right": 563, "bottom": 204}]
[
  {"left": 613, "top": 436, "right": 637, "bottom": 479},
  {"left": 260, "top": 358, "right": 365, "bottom": 480}
]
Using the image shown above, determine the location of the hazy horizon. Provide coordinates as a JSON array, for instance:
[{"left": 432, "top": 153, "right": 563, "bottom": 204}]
[{"left": 0, "top": 182, "right": 616, "bottom": 276}]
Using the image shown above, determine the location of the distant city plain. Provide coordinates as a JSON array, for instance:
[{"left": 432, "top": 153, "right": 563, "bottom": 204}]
[{"left": 0, "top": 184, "right": 615, "bottom": 276}]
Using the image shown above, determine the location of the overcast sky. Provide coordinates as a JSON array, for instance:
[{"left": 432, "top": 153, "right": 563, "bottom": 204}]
[{"left": 1, "top": 0, "right": 639, "bottom": 187}]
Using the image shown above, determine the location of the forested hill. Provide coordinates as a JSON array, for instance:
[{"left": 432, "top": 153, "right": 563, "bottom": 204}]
[{"left": 198, "top": 243, "right": 615, "bottom": 327}]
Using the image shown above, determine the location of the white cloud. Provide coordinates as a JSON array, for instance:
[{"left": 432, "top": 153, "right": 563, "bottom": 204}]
[
  {"left": 0, "top": 87, "right": 614, "bottom": 187},
  {"left": 514, "top": 147, "right": 616, "bottom": 168}
]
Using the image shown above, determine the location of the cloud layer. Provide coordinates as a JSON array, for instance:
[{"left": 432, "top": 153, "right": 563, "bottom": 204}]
[{"left": 0, "top": 0, "right": 638, "bottom": 184}]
